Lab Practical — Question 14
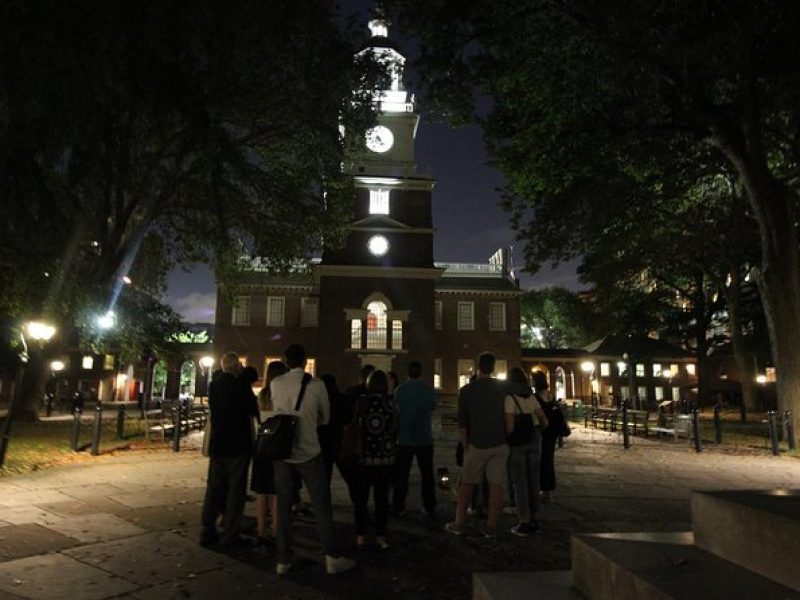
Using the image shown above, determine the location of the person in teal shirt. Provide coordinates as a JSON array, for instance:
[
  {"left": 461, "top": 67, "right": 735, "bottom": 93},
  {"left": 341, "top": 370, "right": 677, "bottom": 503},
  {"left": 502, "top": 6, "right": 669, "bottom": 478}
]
[{"left": 391, "top": 361, "right": 437, "bottom": 519}]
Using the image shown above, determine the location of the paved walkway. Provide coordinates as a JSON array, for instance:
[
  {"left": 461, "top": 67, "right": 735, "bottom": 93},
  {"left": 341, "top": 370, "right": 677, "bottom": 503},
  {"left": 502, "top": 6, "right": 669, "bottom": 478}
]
[{"left": 0, "top": 427, "right": 798, "bottom": 599}]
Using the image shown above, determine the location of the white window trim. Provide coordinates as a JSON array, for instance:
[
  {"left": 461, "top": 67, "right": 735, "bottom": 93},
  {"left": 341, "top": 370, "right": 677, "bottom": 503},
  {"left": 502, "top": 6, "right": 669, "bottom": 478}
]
[
  {"left": 488, "top": 302, "right": 506, "bottom": 332},
  {"left": 266, "top": 296, "right": 285, "bottom": 327},
  {"left": 232, "top": 295, "right": 250, "bottom": 326},
  {"left": 457, "top": 301, "right": 474, "bottom": 331},
  {"left": 301, "top": 297, "right": 319, "bottom": 327}
]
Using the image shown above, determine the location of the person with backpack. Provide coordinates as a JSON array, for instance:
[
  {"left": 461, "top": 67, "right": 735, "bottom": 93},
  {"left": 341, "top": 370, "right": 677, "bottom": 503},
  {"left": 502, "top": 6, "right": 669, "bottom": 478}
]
[
  {"left": 504, "top": 367, "right": 548, "bottom": 536},
  {"left": 270, "top": 344, "right": 355, "bottom": 576}
]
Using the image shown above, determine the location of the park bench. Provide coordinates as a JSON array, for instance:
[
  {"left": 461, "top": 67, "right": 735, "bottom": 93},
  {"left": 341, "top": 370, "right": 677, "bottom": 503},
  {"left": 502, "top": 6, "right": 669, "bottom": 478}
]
[
  {"left": 585, "top": 406, "right": 621, "bottom": 431},
  {"left": 649, "top": 412, "right": 693, "bottom": 441},
  {"left": 146, "top": 402, "right": 207, "bottom": 440}
]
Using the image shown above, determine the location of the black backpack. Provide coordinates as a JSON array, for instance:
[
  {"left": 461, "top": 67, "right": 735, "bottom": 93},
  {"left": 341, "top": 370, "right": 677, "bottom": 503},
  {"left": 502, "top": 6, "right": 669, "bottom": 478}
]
[{"left": 256, "top": 373, "right": 311, "bottom": 461}]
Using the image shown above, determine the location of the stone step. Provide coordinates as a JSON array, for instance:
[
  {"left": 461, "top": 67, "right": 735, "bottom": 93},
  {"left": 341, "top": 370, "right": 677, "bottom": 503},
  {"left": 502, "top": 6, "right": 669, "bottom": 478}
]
[
  {"left": 473, "top": 570, "right": 581, "bottom": 600},
  {"left": 571, "top": 531, "right": 798, "bottom": 600},
  {"left": 691, "top": 489, "right": 800, "bottom": 591}
]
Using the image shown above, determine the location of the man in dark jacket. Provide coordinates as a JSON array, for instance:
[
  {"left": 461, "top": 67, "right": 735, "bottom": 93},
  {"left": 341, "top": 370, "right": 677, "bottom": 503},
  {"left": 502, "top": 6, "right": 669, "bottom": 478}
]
[{"left": 200, "top": 352, "right": 258, "bottom": 546}]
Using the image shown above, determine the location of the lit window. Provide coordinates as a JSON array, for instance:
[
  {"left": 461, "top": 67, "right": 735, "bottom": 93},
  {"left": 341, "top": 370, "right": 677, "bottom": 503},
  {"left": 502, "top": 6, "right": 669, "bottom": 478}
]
[
  {"left": 434, "top": 301, "right": 443, "bottom": 330},
  {"left": 670, "top": 364, "right": 679, "bottom": 375},
  {"left": 637, "top": 386, "right": 647, "bottom": 400},
  {"left": 617, "top": 361, "right": 627, "bottom": 376},
  {"left": 239, "top": 356, "right": 248, "bottom": 367},
  {"left": 495, "top": 359, "right": 508, "bottom": 380},
  {"left": 620, "top": 386, "right": 630, "bottom": 400},
  {"left": 434, "top": 358, "right": 442, "bottom": 389},
  {"left": 457, "top": 302, "right": 474, "bottom": 331},
  {"left": 369, "top": 188, "right": 390, "bottom": 214},
  {"left": 391, "top": 320, "right": 403, "bottom": 349},
  {"left": 457, "top": 359, "right": 474, "bottom": 388},
  {"left": 636, "top": 363, "right": 645, "bottom": 377},
  {"left": 351, "top": 319, "right": 363, "bottom": 349},
  {"left": 685, "top": 363, "right": 696, "bottom": 376},
  {"left": 488, "top": 302, "right": 506, "bottom": 331},
  {"left": 765, "top": 367, "right": 776, "bottom": 382},
  {"left": 305, "top": 358, "right": 316, "bottom": 377},
  {"left": 266, "top": 296, "right": 285, "bottom": 327},
  {"left": 366, "top": 301, "right": 388, "bottom": 349},
  {"left": 652, "top": 363, "right": 662, "bottom": 377},
  {"left": 672, "top": 387, "right": 680, "bottom": 401},
  {"left": 103, "top": 354, "right": 115, "bottom": 370},
  {"left": 301, "top": 297, "right": 319, "bottom": 327},
  {"left": 655, "top": 387, "right": 664, "bottom": 401},
  {"left": 600, "top": 362, "right": 610, "bottom": 377},
  {"left": 264, "top": 356, "right": 282, "bottom": 380},
  {"left": 82, "top": 356, "right": 94, "bottom": 370},
  {"left": 232, "top": 296, "right": 250, "bottom": 326}
]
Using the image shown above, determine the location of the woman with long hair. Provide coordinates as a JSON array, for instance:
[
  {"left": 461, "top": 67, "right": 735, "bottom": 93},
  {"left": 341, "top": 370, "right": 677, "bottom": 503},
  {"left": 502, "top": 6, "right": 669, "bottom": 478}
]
[
  {"left": 533, "top": 370, "right": 566, "bottom": 503},
  {"left": 350, "top": 369, "right": 396, "bottom": 549},
  {"left": 504, "top": 367, "right": 548, "bottom": 536}
]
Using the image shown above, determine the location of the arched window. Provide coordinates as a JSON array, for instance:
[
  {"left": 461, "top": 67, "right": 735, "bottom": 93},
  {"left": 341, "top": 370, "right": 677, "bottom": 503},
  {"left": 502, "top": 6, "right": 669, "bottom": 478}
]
[{"left": 366, "top": 301, "right": 388, "bottom": 349}]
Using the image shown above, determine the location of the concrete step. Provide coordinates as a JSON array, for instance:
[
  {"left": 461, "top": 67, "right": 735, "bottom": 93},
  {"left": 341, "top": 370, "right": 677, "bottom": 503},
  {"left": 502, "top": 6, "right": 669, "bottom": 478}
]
[
  {"left": 472, "top": 570, "right": 581, "bottom": 600},
  {"left": 691, "top": 489, "right": 800, "bottom": 591},
  {"left": 571, "top": 531, "right": 798, "bottom": 600}
]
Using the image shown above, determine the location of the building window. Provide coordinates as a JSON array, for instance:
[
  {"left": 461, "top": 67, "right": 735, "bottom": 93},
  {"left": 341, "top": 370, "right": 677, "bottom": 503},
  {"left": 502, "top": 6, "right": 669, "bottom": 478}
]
[
  {"left": 434, "top": 301, "right": 443, "bottom": 330},
  {"left": 495, "top": 359, "right": 508, "bottom": 380},
  {"left": 617, "top": 361, "right": 627, "bottom": 376},
  {"left": 652, "top": 363, "right": 662, "bottom": 377},
  {"left": 457, "top": 359, "right": 474, "bottom": 388},
  {"left": 685, "top": 363, "right": 696, "bottom": 376},
  {"left": 366, "top": 301, "right": 388, "bottom": 349},
  {"left": 655, "top": 386, "right": 664, "bottom": 401},
  {"left": 369, "top": 188, "right": 390, "bottom": 214},
  {"left": 636, "top": 363, "right": 645, "bottom": 377},
  {"left": 103, "top": 354, "right": 115, "bottom": 370},
  {"left": 301, "top": 297, "right": 319, "bottom": 327},
  {"left": 672, "top": 386, "right": 680, "bottom": 401},
  {"left": 305, "top": 358, "right": 316, "bottom": 377},
  {"left": 266, "top": 296, "right": 285, "bottom": 327},
  {"left": 232, "top": 295, "right": 250, "bottom": 326},
  {"left": 488, "top": 302, "right": 506, "bottom": 331},
  {"left": 600, "top": 362, "right": 610, "bottom": 377},
  {"left": 391, "top": 320, "right": 403, "bottom": 349},
  {"left": 670, "top": 364, "right": 679, "bottom": 376},
  {"left": 434, "top": 358, "right": 442, "bottom": 389},
  {"left": 457, "top": 302, "right": 474, "bottom": 331},
  {"left": 620, "top": 386, "right": 630, "bottom": 400},
  {"left": 351, "top": 319, "right": 363, "bottom": 349},
  {"left": 637, "top": 386, "right": 647, "bottom": 400},
  {"left": 82, "top": 355, "right": 94, "bottom": 370}
]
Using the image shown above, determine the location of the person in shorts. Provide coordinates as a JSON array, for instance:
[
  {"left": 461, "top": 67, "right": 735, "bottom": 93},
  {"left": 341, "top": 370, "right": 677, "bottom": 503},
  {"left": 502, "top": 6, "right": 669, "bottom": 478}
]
[{"left": 446, "top": 352, "right": 509, "bottom": 538}]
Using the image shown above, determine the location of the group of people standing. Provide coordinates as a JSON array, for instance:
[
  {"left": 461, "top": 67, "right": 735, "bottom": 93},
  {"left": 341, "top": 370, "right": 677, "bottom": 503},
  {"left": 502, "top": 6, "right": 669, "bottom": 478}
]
[
  {"left": 199, "top": 344, "right": 438, "bottom": 576},
  {"left": 447, "top": 351, "right": 567, "bottom": 539}
]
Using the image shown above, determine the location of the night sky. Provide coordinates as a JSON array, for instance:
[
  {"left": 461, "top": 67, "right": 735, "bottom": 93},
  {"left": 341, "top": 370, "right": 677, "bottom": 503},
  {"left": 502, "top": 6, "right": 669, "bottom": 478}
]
[{"left": 164, "top": 2, "right": 581, "bottom": 323}]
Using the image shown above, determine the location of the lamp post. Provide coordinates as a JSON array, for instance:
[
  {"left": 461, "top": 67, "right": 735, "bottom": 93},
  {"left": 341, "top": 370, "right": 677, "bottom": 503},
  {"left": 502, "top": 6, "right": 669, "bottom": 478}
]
[
  {"left": 46, "top": 360, "right": 66, "bottom": 417},
  {"left": 199, "top": 356, "right": 214, "bottom": 405},
  {"left": 580, "top": 361, "right": 594, "bottom": 404},
  {"left": 0, "top": 321, "right": 57, "bottom": 468}
]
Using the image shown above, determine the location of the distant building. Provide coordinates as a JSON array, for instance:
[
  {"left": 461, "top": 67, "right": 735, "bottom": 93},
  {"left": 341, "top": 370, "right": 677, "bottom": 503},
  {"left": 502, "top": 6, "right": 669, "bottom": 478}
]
[{"left": 214, "top": 20, "right": 521, "bottom": 395}]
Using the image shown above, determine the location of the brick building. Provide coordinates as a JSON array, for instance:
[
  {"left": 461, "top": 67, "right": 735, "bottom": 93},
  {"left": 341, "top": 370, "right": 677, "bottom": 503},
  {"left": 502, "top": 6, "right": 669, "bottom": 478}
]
[{"left": 214, "top": 20, "right": 521, "bottom": 395}]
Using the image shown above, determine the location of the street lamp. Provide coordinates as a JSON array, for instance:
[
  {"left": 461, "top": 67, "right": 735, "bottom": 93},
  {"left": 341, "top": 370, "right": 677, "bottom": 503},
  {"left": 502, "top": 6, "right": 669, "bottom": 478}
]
[
  {"left": 0, "top": 321, "right": 57, "bottom": 468},
  {"left": 199, "top": 356, "right": 214, "bottom": 404},
  {"left": 96, "top": 311, "right": 116, "bottom": 330},
  {"left": 580, "top": 361, "right": 594, "bottom": 403}
]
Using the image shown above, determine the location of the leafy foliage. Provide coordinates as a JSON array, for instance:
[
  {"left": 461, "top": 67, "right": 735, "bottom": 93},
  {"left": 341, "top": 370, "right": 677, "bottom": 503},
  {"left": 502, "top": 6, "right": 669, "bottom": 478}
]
[{"left": 520, "top": 287, "right": 596, "bottom": 349}]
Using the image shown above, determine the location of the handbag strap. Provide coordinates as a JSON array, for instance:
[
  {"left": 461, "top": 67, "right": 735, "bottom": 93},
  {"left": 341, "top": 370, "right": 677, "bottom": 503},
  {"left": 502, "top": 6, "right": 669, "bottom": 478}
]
[
  {"left": 511, "top": 394, "right": 525, "bottom": 415},
  {"left": 293, "top": 373, "right": 312, "bottom": 411}
]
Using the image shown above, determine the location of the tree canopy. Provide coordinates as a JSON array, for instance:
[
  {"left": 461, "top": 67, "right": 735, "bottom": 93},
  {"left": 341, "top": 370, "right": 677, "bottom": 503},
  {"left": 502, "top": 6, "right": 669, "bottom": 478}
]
[
  {"left": 385, "top": 0, "right": 800, "bottom": 424},
  {"left": 520, "top": 287, "right": 596, "bottom": 349}
]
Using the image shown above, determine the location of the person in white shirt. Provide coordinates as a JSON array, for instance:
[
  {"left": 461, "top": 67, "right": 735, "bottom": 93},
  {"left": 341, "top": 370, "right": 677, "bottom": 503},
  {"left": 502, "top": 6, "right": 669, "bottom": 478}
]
[{"left": 269, "top": 344, "right": 355, "bottom": 576}]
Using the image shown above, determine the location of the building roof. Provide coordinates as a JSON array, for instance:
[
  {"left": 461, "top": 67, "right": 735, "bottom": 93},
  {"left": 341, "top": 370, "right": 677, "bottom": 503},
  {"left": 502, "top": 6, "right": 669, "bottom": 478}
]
[
  {"left": 582, "top": 335, "right": 694, "bottom": 360},
  {"left": 435, "top": 275, "right": 520, "bottom": 292},
  {"left": 522, "top": 348, "right": 591, "bottom": 360}
]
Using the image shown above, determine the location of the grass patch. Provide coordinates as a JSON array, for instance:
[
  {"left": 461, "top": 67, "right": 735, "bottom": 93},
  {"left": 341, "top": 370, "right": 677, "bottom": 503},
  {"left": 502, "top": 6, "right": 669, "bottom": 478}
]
[{"left": 0, "top": 416, "right": 172, "bottom": 476}]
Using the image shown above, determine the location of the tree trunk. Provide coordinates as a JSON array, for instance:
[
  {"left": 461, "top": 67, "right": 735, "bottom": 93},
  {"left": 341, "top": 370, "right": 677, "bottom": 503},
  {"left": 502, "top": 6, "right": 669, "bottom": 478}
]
[
  {"left": 10, "top": 355, "right": 47, "bottom": 421},
  {"left": 748, "top": 180, "right": 800, "bottom": 435},
  {"left": 724, "top": 270, "right": 758, "bottom": 412}
]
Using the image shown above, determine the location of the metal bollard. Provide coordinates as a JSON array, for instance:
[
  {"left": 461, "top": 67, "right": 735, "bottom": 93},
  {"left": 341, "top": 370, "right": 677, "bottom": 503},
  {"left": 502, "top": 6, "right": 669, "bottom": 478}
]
[
  {"left": 45, "top": 393, "right": 54, "bottom": 418},
  {"left": 692, "top": 409, "right": 702, "bottom": 453},
  {"left": 767, "top": 411, "right": 780, "bottom": 456},
  {"left": 713, "top": 404, "right": 722, "bottom": 444},
  {"left": 70, "top": 407, "right": 82, "bottom": 451},
  {"left": 90, "top": 402, "right": 102, "bottom": 456},
  {"left": 621, "top": 400, "right": 630, "bottom": 449},
  {"left": 785, "top": 410, "right": 797, "bottom": 450},
  {"left": 116, "top": 404, "right": 126, "bottom": 440},
  {"left": 172, "top": 400, "right": 182, "bottom": 452}
]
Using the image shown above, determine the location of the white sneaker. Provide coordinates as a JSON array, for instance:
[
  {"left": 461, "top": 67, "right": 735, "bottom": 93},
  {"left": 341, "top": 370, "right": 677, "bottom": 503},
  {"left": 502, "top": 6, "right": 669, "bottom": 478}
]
[
  {"left": 276, "top": 562, "right": 291, "bottom": 576},
  {"left": 325, "top": 555, "right": 356, "bottom": 575}
]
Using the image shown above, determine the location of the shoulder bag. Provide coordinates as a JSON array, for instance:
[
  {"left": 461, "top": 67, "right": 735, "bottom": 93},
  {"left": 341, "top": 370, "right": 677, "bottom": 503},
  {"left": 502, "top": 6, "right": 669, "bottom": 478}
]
[
  {"left": 256, "top": 373, "right": 311, "bottom": 461},
  {"left": 507, "top": 395, "right": 535, "bottom": 446}
]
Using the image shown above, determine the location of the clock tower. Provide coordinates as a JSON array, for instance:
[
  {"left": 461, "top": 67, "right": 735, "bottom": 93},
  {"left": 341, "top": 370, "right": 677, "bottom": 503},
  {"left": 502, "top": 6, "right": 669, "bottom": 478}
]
[{"left": 317, "top": 18, "right": 440, "bottom": 380}]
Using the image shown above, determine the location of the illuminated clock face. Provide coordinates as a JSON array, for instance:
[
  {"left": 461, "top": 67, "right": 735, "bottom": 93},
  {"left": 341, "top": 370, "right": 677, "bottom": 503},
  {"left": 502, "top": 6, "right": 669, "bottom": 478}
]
[
  {"left": 367, "top": 235, "right": 389, "bottom": 256},
  {"left": 365, "top": 125, "right": 394, "bottom": 153}
]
